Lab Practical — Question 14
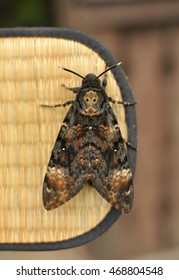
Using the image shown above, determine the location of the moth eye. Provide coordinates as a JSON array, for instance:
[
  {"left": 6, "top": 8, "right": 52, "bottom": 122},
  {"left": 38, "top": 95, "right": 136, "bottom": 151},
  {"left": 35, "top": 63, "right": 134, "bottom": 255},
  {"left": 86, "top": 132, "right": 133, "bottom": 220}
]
[
  {"left": 85, "top": 97, "right": 89, "bottom": 103},
  {"left": 93, "top": 98, "right": 97, "bottom": 103}
]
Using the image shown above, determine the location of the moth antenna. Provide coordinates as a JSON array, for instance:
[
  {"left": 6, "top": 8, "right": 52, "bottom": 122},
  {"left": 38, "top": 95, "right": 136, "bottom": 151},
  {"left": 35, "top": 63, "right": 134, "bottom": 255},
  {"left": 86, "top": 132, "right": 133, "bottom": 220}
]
[
  {"left": 58, "top": 66, "right": 84, "bottom": 79},
  {"left": 97, "top": 62, "right": 122, "bottom": 78}
]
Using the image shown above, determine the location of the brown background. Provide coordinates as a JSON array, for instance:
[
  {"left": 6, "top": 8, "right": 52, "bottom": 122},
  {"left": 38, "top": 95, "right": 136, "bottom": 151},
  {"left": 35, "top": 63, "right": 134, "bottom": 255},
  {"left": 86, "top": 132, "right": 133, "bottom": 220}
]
[{"left": 1, "top": 0, "right": 179, "bottom": 259}]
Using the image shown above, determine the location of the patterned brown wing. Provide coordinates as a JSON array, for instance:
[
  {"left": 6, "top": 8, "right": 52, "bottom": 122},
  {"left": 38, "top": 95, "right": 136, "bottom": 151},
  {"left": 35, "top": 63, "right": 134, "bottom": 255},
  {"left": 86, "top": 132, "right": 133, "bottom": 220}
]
[
  {"left": 91, "top": 106, "right": 134, "bottom": 213},
  {"left": 42, "top": 106, "right": 85, "bottom": 210}
]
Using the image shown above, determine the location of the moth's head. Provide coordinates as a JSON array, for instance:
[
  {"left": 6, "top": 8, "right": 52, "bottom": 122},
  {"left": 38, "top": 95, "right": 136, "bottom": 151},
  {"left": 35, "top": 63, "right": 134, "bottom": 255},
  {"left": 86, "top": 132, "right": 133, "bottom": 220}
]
[
  {"left": 82, "top": 73, "right": 101, "bottom": 89},
  {"left": 61, "top": 62, "right": 121, "bottom": 117}
]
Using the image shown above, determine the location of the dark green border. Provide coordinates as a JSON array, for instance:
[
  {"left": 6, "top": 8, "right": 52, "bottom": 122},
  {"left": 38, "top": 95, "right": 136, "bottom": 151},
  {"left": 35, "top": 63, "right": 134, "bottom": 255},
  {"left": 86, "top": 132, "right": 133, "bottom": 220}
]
[{"left": 0, "top": 27, "right": 137, "bottom": 251}]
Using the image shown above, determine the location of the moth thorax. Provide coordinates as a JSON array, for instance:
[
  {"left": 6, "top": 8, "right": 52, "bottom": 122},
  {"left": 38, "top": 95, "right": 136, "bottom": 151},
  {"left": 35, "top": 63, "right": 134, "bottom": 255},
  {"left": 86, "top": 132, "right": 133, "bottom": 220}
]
[
  {"left": 84, "top": 90, "right": 98, "bottom": 104},
  {"left": 82, "top": 90, "right": 100, "bottom": 116}
]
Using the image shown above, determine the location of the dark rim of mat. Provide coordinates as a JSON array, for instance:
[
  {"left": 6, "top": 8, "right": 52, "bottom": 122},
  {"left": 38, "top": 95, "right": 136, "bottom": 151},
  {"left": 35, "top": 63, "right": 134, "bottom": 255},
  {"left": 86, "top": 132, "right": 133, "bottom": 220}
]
[{"left": 0, "top": 27, "right": 137, "bottom": 251}]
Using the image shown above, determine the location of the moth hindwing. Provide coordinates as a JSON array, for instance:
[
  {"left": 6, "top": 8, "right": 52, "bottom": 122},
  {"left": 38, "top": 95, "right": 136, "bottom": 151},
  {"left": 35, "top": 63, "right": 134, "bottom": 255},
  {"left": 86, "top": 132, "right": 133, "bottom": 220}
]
[{"left": 42, "top": 63, "right": 134, "bottom": 213}]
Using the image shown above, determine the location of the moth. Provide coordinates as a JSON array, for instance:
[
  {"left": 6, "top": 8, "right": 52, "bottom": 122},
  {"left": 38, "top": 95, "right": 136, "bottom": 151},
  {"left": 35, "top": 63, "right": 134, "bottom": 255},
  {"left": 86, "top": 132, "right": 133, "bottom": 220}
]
[{"left": 42, "top": 62, "right": 135, "bottom": 213}]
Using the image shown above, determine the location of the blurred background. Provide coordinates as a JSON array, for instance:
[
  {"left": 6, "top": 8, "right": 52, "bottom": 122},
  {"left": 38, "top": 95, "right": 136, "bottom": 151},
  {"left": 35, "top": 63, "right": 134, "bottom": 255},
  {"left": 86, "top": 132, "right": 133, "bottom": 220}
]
[{"left": 0, "top": 0, "right": 179, "bottom": 260}]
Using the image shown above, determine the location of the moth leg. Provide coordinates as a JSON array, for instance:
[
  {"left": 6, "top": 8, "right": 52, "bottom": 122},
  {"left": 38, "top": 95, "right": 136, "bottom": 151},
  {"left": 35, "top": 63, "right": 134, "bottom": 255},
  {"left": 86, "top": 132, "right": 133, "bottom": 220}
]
[
  {"left": 108, "top": 97, "right": 136, "bottom": 106},
  {"left": 112, "top": 122, "right": 137, "bottom": 150},
  {"left": 123, "top": 139, "right": 137, "bottom": 151},
  {"left": 62, "top": 84, "right": 80, "bottom": 94},
  {"left": 40, "top": 100, "right": 74, "bottom": 108}
]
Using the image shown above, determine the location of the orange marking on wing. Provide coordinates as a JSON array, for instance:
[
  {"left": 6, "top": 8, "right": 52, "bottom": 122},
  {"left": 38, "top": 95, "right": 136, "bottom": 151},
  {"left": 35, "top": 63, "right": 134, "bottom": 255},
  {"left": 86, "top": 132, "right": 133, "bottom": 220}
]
[
  {"left": 94, "top": 158, "right": 99, "bottom": 167},
  {"left": 43, "top": 168, "right": 72, "bottom": 210},
  {"left": 109, "top": 126, "right": 114, "bottom": 142},
  {"left": 111, "top": 169, "right": 132, "bottom": 192},
  {"left": 46, "top": 168, "right": 67, "bottom": 191}
]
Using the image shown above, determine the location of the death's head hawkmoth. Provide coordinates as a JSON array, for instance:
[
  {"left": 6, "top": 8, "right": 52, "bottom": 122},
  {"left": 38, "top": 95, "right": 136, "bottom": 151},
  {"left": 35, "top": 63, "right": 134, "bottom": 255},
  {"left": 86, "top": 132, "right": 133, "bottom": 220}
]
[{"left": 42, "top": 63, "right": 135, "bottom": 213}]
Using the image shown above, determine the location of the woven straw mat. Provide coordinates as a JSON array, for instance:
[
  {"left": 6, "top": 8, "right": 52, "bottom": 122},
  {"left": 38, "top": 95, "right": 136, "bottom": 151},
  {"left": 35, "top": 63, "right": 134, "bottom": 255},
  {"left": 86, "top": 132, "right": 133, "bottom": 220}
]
[{"left": 0, "top": 37, "right": 128, "bottom": 244}]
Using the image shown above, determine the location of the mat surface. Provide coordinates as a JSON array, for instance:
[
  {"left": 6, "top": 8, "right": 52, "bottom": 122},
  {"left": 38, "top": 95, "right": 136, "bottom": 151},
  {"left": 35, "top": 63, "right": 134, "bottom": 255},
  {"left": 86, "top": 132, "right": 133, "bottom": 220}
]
[{"left": 0, "top": 28, "right": 136, "bottom": 250}]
